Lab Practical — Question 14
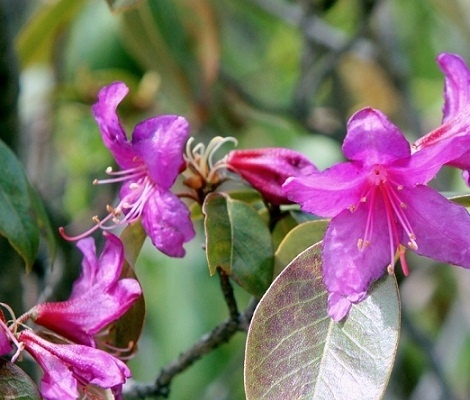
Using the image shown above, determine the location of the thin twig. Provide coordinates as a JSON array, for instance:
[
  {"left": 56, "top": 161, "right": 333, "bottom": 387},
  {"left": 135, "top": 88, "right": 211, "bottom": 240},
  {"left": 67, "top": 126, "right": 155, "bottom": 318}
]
[
  {"left": 123, "top": 292, "right": 258, "bottom": 399},
  {"left": 218, "top": 268, "right": 240, "bottom": 320}
]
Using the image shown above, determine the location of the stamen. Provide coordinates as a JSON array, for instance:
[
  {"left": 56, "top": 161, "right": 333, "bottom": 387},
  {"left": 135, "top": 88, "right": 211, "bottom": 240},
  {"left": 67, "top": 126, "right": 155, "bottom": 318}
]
[
  {"left": 184, "top": 136, "right": 238, "bottom": 184},
  {"left": 398, "top": 245, "right": 410, "bottom": 276},
  {"left": 0, "top": 305, "right": 25, "bottom": 363},
  {"left": 359, "top": 186, "right": 376, "bottom": 251},
  {"left": 383, "top": 184, "right": 418, "bottom": 251},
  {"left": 380, "top": 185, "right": 402, "bottom": 272}
]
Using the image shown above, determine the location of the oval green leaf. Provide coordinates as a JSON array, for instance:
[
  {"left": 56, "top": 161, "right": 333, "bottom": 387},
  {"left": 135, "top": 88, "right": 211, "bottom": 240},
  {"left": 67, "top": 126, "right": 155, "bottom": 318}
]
[
  {"left": 203, "top": 192, "right": 274, "bottom": 298},
  {"left": 245, "top": 243, "right": 400, "bottom": 400},
  {"left": 0, "top": 140, "right": 54, "bottom": 271},
  {"left": 0, "top": 359, "right": 41, "bottom": 400},
  {"left": 273, "top": 219, "right": 329, "bottom": 277}
]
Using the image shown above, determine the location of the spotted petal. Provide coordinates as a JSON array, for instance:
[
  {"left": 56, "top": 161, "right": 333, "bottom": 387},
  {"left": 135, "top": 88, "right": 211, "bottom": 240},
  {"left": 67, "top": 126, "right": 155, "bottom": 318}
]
[{"left": 323, "top": 197, "right": 391, "bottom": 321}]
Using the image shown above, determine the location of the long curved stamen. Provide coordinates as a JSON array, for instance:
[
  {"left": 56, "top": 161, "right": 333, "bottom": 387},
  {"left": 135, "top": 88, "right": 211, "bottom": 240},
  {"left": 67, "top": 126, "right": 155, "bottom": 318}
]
[
  {"left": 184, "top": 136, "right": 238, "bottom": 183},
  {"left": 60, "top": 166, "right": 154, "bottom": 241},
  {"left": 380, "top": 185, "right": 401, "bottom": 273},
  {"left": 119, "top": 178, "right": 155, "bottom": 223},
  {"left": 206, "top": 136, "right": 238, "bottom": 170},
  {"left": 93, "top": 165, "right": 146, "bottom": 185},
  {"left": 383, "top": 184, "right": 418, "bottom": 250},
  {"left": 357, "top": 186, "right": 376, "bottom": 250},
  {"left": 59, "top": 213, "right": 116, "bottom": 241}
]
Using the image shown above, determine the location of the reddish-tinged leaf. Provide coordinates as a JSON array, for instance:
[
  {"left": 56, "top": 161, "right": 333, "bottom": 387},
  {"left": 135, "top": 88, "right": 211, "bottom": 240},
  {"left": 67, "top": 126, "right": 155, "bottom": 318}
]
[
  {"left": 245, "top": 243, "right": 400, "bottom": 400},
  {"left": 0, "top": 360, "right": 41, "bottom": 400}
]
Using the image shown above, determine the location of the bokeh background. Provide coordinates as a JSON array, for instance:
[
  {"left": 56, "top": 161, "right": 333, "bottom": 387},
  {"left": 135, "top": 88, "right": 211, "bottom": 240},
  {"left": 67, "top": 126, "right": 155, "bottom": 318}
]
[{"left": 2, "top": 0, "right": 470, "bottom": 399}]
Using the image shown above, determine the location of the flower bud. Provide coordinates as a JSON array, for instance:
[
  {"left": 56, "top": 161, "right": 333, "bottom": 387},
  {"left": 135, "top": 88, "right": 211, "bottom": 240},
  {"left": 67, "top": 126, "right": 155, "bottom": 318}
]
[{"left": 226, "top": 148, "right": 317, "bottom": 205}]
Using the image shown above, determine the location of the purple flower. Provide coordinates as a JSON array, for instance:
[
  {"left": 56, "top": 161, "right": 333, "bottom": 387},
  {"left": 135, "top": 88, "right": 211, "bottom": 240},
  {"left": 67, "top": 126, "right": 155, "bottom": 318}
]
[
  {"left": 61, "top": 81, "right": 195, "bottom": 257},
  {"left": 414, "top": 53, "right": 470, "bottom": 183},
  {"left": 284, "top": 107, "right": 470, "bottom": 321},
  {"left": 226, "top": 148, "right": 317, "bottom": 205},
  {"left": 32, "top": 233, "right": 141, "bottom": 347},
  {"left": 19, "top": 329, "right": 130, "bottom": 400}
]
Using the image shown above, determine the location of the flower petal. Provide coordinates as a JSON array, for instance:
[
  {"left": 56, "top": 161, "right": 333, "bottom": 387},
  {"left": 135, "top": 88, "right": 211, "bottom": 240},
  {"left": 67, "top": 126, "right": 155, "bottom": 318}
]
[
  {"left": 343, "top": 108, "right": 411, "bottom": 165},
  {"left": 40, "top": 360, "right": 78, "bottom": 400},
  {"left": 141, "top": 189, "right": 195, "bottom": 257},
  {"left": 399, "top": 185, "right": 470, "bottom": 268},
  {"left": 20, "top": 330, "right": 131, "bottom": 390},
  {"left": 92, "top": 82, "right": 136, "bottom": 169},
  {"left": 437, "top": 52, "right": 470, "bottom": 122},
  {"left": 227, "top": 147, "right": 317, "bottom": 205},
  {"left": 71, "top": 237, "right": 98, "bottom": 298},
  {"left": 34, "top": 280, "right": 141, "bottom": 347},
  {"left": 96, "top": 233, "right": 125, "bottom": 287},
  {"left": 396, "top": 133, "right": 470, "bottom": 185},
  {"left": 283, "top": 162, "right": 367, "bottom": 217},
  {"left": 132, "top": 115, "right": 189, "bottom": 189},
  {"left": 71, "top": 233, "right": 124, "bottom": 297},
  {"left": 322, "top": 197, "right": 391, "bottom": 321}
]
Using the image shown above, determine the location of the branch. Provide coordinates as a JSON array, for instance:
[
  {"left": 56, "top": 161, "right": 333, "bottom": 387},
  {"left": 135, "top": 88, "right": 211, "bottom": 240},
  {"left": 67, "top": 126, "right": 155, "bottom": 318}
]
[{"left": 123, "top": 285, "right": 258, "bottom": 399}]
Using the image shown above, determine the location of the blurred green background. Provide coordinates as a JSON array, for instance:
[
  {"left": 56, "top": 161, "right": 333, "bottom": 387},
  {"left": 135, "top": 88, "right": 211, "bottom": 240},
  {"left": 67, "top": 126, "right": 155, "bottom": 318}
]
[{"left": 3, "top": 0, "right": 470, "bottom": 398}]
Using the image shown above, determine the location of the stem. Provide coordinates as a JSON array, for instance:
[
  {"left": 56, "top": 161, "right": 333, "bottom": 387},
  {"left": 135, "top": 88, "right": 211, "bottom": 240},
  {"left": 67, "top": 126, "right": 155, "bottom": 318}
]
[{"left": 123, "top": 299, "right": 258, "bottom": 399}]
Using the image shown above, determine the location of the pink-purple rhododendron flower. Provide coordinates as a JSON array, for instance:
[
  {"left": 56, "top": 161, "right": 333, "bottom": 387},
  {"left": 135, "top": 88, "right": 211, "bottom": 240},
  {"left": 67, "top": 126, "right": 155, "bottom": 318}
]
[
  {"left": 61, "top": 81, "right": 195, "bottom": 257},
  {"left": 225, "top": 147, "right": 317, "bottom": 205},
  {"left": 414, "top": 52, "right": 470, "bottom": 184},
  {"left": 18, "top": 329, "right": 130, "bottom": 400},
  {"left": 284, "top": 107, "right": 470, "bottom": 321},
  {"left": 32, "top": 233, "right": 141, "bottom": 347}
]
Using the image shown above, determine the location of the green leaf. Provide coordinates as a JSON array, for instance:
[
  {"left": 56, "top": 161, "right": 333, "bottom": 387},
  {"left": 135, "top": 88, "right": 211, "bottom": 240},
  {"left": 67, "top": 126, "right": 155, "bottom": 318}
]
[
  {"left": 105, "top": 0, "right": 145, "bottom": 13},
  {"left": 447, "top": 193, "right": 470, "bottom": 207},
  {"left": 0, "top": 140, "right": 54, "bottom": 271},
  {"left": 15, "top": 0, "right": 87, "bottom": 67},
  {"left": 245, "top": 243, "right": 401, "bottom": 400},
  {"left": 0, "top": 359, "right": 41, "bottom": 400},
  {"left": 273, "top": 219, "right": 329, "bottom": 277},
  {"left": 203, "top": 192, "right": 274, "bottom": 298}
]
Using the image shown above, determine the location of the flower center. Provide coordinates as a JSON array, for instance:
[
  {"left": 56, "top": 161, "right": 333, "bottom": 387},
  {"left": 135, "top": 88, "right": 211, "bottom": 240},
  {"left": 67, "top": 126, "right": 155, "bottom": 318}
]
[
  {"left": 356, "top": 164, "right": 417, "bottom": 276},
  {"left": 60, "top": 164, "right": 154, "bottom": 241},
  {"left": 183, "top": 136, "right": 237, "bottom": 190}
]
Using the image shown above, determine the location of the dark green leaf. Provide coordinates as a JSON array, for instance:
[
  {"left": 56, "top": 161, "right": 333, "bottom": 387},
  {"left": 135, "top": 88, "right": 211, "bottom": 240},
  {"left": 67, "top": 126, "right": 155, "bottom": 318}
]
[
  {"left": 203, "top": 192, "right": 274, "bottom": 298},
  {"left": 0, "top": 140, "right": 54, "bottom": 271},
  {"left": 0, "top": 359, "right": 41, "bottom": 400},
  {"left": 245, "top": 243, "right": 400, "bottom": 400}
]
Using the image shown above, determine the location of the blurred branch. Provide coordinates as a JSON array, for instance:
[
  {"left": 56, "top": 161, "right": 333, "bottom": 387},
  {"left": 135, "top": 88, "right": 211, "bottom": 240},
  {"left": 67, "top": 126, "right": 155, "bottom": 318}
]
[
  {"left": 373, "top": 1, "right": 423, "bottom": 138},
  {"left": 123, "top": 286, "right": 258, "bottom": 399}
]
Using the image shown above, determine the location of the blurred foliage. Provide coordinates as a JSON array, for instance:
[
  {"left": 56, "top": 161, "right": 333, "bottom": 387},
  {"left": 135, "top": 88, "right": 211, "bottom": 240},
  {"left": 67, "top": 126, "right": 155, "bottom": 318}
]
[{"left": 7, "top": 0, "right": 470, "bottom": 398}]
